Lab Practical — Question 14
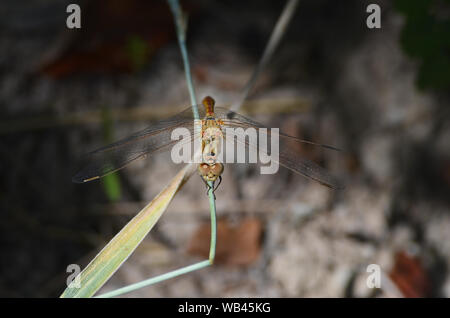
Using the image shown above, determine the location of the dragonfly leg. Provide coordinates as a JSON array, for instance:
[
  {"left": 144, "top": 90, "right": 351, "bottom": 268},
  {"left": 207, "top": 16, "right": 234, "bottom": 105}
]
[
  {"left": 213, "top": 176, "right": 222, "bottom": 193},
  {"left": 208, "top": 176, "right": 222, "bottom": 200}
]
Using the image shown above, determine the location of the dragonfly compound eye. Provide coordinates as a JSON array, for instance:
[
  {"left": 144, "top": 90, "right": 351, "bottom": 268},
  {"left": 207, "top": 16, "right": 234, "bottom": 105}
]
[
  {"left": 211, "top": 163, "right": 224, "bottom": 176},
  {"left": 198, "top": 163, "right": 209, "bottom": 175}
]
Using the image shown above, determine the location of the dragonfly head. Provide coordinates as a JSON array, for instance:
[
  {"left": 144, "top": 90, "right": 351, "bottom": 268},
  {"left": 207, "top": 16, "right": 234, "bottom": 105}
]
[{"left": 202, "top": 96, "right": 215, "bottom": 117}]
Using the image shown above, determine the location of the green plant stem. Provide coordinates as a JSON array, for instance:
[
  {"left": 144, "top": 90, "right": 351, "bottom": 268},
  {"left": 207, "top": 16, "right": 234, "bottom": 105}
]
[
  {"left": 207, "top": 181, "right": 217, "bottom": 263},
  {"left": 95, "top": 260, "right": 211, "bottom": 298},
  {"left": 167, "top": 0, "right": 199, "bottom": 119},
  {"left": 168, "top": 0, "right": 217, "bottom": 266}
]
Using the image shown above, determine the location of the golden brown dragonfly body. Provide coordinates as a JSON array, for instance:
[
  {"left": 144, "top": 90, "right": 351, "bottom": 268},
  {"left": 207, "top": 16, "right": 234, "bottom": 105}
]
[{"left": 197, "top": 96, "right": 225, "bottom": 183}]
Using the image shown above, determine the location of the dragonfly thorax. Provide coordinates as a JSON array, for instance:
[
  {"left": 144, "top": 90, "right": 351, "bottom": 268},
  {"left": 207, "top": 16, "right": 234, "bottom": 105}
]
[{"left": 201, "top": 126, "right": 223, "bottom": 164}]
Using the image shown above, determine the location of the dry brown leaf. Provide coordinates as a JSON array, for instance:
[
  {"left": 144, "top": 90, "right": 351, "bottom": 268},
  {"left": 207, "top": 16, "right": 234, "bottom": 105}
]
[
  {"left": 187, "top": 217, "right": 263, "bottom": 267},
  {"left": 389, "top": 251, "right": 431, "bottom": 298}
]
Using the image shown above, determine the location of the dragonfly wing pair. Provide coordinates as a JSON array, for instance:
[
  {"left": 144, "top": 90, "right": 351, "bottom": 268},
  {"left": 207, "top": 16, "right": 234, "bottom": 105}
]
[{"left": 73, "top": 100, "right": 343, "bottom": 190}]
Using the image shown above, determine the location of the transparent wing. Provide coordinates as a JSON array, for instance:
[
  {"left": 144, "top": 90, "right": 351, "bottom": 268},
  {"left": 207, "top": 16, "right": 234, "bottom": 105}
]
[
  {"left": 215, "top": 107, "right": 344, "bottom": 189},
  {"left": 215, "top": 107, "right": 340, "bottom": 151},
  {"left": 73, "top": 106, "right": 201, "bottom": 183}
]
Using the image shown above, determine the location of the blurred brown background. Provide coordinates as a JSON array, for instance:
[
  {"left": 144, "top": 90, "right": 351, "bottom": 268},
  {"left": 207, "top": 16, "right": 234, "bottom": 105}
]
[{"left": 1, "top": 0, "right": 449, "bottom": 297}]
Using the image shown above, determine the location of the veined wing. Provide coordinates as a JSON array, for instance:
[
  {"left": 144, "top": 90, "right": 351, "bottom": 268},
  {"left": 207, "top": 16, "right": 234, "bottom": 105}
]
[
  {"left": 215, "top": 107, "right": 340, "bottom": 151},
  {"left": 215, "top": 107, "right": 344, "bottom": 189},
  {"left": 73, "top": 106, "right": 201, "bottom": 183}
]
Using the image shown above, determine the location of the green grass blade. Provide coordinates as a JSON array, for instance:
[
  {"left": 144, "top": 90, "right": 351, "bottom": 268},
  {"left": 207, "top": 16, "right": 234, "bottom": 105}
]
[{"left": 61, "top": 164, "right": 195, "bottom": 298}]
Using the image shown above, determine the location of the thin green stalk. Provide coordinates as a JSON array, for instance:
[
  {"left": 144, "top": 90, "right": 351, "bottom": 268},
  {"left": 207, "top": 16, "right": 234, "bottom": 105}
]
[
  {"left": 95, "top": 260, "right": 211, "bottom": 298},
  {"left": 207, "top": 181, "right": 217, "bottom": 263},
  {"left": 167, "top": 0, "right": 199, "bottom": 119},
  {"left": 167, "top": 0, "right": 217, "bottom": 267}
]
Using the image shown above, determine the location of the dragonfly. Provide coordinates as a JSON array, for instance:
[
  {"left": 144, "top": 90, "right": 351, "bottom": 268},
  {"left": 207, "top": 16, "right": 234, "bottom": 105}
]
[{"left": 73, "top": 96, "right": 343, "bottom": 192}]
